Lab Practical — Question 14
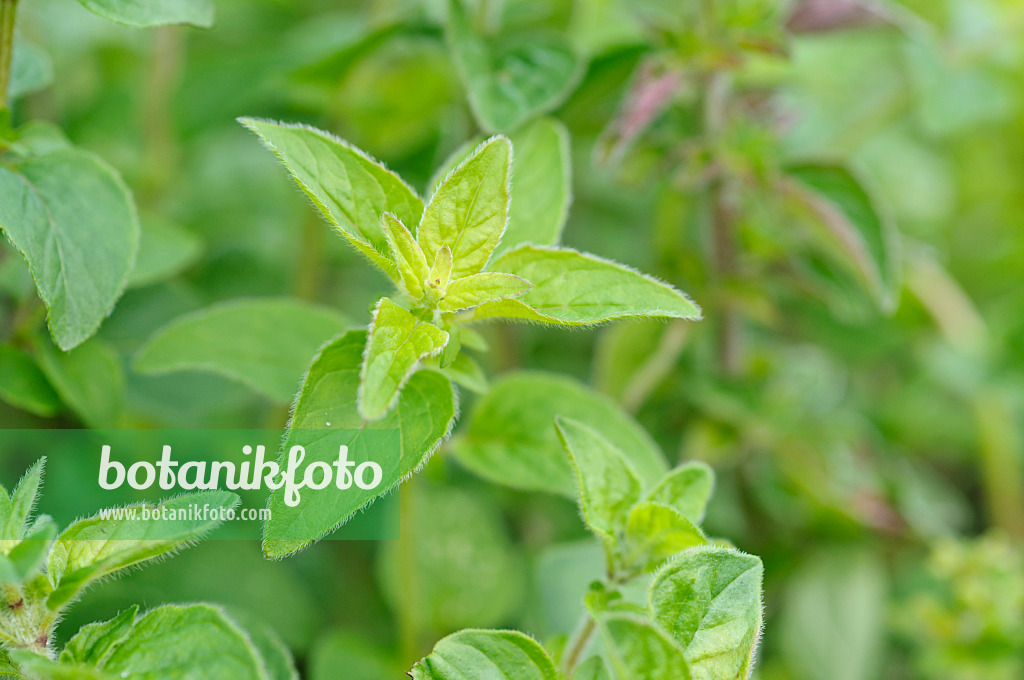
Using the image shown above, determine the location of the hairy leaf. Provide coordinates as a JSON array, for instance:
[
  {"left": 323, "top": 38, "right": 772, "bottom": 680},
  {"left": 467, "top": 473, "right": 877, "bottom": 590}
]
[
  {"left": 624, "top": 502, "right": 706, "bottom": 572},
  {"left": 418, "top": 137, "right": 511, "bottom": 279},
  {"left": 264, "top": 331, "right": 456, "bottom": 558},
  {"left": 556, "top": 417, "right": 642, "bottom": 539},
  {"left": 134, "top": 298, "right": 349, "bottom": 403},
  {"left": 646, "top": 462, "right": 715, "bottom": 524},
  {"left": 649, "top": 547, "right": 764, "bottom": 680},
  {"left": 410, "top": 629, "right": 558, "bottom": 680},
  {"left": 76, "top": 0, "right": 215, "bottom": 28},
  {"left": 0, "top": 149, "right": 139, "bottom": 350},
  {"left": 455, "top": 372, "right": 667, "bottom": 496},
  {"left": 240, "top": 119, "right": 422, "bottom": 277},
  {"left": 61, "top": 606, "right": 140, "bottom": 667},
  {"left": 440, "top": 272, "right": 531, "bottom": 312},
  {"left": 469, "top": 246, "right": 701, "bottom": 325},
  {"left": 46, "top": 491, "right": 239, "bottom": 609},
  {"left": 382, "top": 213, "right": 429, "bottom": 298},
  {"left": 359, "top": 298, "right": 449, "bottom": 421},
  {"left": 598, "top": 615, "right": 691, "bottom": 680}
]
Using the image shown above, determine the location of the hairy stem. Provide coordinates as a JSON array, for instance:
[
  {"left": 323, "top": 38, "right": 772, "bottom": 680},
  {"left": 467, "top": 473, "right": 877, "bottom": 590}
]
[{"left": 0, "top": 0, "right": 18, "bottom": 111}]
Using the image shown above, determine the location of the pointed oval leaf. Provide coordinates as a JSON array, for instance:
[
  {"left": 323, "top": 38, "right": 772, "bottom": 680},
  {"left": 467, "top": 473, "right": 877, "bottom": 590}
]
[
  {"left": 102, "top": 604, "right": 270, "bottom": 680},
  {"left": 597, "top": 615, "right": 691, "bottom": 680},
  {"left": 239, "top": 119, "right": 422, "bottom": 276},
  {"left": 646, "top": 462, "right": 715, "bottom": 524},
  {"left": 556, "top": 416, "right": 642, "bottom": 539},
  {"left": 61, "top": 606, "right": 140, "bottom": 667},
  {"left": 439, "top": 272, "right": 531, "bottom": 312},
  {"left": 448, "top": 0, "right": 581, "bottom": 132},
  {"left": 34, "top": 337, "right": 123, "bottom": 429},
  {"left": 46, "top": 491, "right": 239, "bottom": 609},
  {"left": 359, "top": 298, "right": 449, "bottom": 421},
  {"left": 5, "top": 457, "right": 44, "bottom": 539},
  {"left": 455, "top": 372, "right": 667, "bottom": 496},
  {"left": 782, "top": 163, "right": 900, "bottom": 311},
  {"left": 134, "top": 298, "right": 350, "bottom": 404},
  {"left": 382, "top": 213, "right": 428, "bottom": 298},
  {"left": 0, "top": 148, "right": 139, "bottom": 350},
  {"left": 624, "top": 502, "right": 707, "bottom": 573},
  {"left": 76, "top": 0, "right": 215, "bottom": 27},
  {"left": 649, "top": 547, "right": 764, "bottom": 680},
  {"left": 470, "top": 246, "right": 702, "bottom": 325},
  {"left": 264, "top": 331, "right": 456, "bottom": 558},
  {"left": 0, "top": 345, "right": 61, "bottom": 417},
  {"left": 410, "top": 629, "right": 558, "bottom": 680},
  {"left": 418, "top": 137, "right": 511, "bottom": 279}
]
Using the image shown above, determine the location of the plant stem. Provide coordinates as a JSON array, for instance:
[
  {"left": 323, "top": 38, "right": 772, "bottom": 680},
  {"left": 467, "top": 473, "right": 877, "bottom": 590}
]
[
  {"left": 0, "top": 0, "right": 18, "bottom": 111},
  {"left": 140, "top": 25, "right": 183, "bottom": 203},
  {"left": 561, "top": 612, "right": 596, "bottom": 677}
]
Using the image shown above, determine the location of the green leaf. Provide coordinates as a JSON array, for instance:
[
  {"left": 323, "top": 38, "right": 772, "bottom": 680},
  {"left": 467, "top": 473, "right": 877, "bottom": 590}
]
[
  {"left": 555, "top": 416, "right": 642, "bottom": 539},
  {"left": 377, "top": 483, "right": 524, "bottom": 632},
  {"left": 410, "top": 629, "right": 558, "bottom": 680},
  {"left": 128, "top": 218, "right": 202, "bottom": 288},
  {"left": 455, "top": 372, "right": 668, "bottom": 495},
  {"left": 239, "top": 118, "right": 423, "bottom": 277},
  {"left": 382, "top": 212, "right": 429, "bottom": 298},
  {"left": 10, "top": 41, "right": 54, "bottom": 101},
  {"left": 782, "top": 163, "right": 900, "bottom": 310},
  {"left": 649, "top": 547, "right": 764, "bottom": 680},
  {"left": 61, "top": 606, "right": 140, "bottom": 667},
  {"left": 134, "top": 298, "right": 349, "bottom": 404},
  {"left": 646, "top": 463, "right": 715, "bottom": 524},
  {"left": 76, "top": 0, "right": 215, "bottom": 28},
  {"left": 9, "top": 650, "right": 112, "bottom": 679},
  {"left": 6, "top": 521, "right": 56, "bottom": 582},
  {"left": 572, "top": 656, "right": 610, "bottom": 680},
  {"left": 0, "top": 345, "right": 60, "bottom": 417},
  {"left": 46, "top": 491, "right": 239, "bottom": 609},
  {"left": 0, "top": 148, "right": 139, "bottom": 350},
  {"left": 597, "top": 615, "right": 691, "bottom": 680},
  {"left": 779, "top": 549, "right": 887, "bottom": 680},
  {"left": 243, "top": 623, "right": 299, "bottom": 680},
  {"left": 623, "top": 502, "right": 706, "bottom": 572},
  {"left": 426, "top": 246, "right": 454, "bottom": 297},
  {"left": 447, "top": 0, "right": 581, "bottom": 132},
  {"left": 359, "top": 298, "right": 449, "bottom": 421},
  {"left": 264, "top": 331, "right": 456, "bottom": 558},
  {"left": 439, "top": 353, "right": 489, "bottom": 394},
  {"left": 101, "top": 604, "right": 269, "bottom": 680},
  {"left": 34, "top": 337, "right": 123, "bottom": 428},
  {"left": 5, "top": 457, "right": 44, "bottom": 539},
  {"left": 418, "top": 137, "right": 511, "bottom": 279},
  {"left": 439, "top": 272, "right": 531, "bottom": 312},
  {"left": 500, "top": 118, "right": 572, "bottom": 255},
  {"left": 469, "top": 246, "right": 702, "bottom": 325}
]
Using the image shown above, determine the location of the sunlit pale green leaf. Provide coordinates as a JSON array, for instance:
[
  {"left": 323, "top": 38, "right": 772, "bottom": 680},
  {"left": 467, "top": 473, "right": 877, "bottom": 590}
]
[
  {"left": 76, "top": 0, "right": 215, "bottom": 28},
  {"left": 134, "top": 298, "right": 349, "bottom": 403},
  {"left": 649, "top": 547, "right": 764, "bottom": 680},
  {"left": 555, "top": 416, "right": 642, "bottom": 539},
  {"left": 61, "top": 606, "right": 139, "bottom": 667},
  {"left": 646, "top": 462, "right": 715, "bottom": 524},
  {"left": 623, "top": 502, "right": 706, "bottom": 572},
  {"left": 447, "top": 0, "right": 580, "bottom": 132},
  {"left": 264, "top": 331, "right": 456, "bottom": 558},
  {"left": 418, "top": 137, "right": 511, "bottom": 279},
  {"left": 359, "top": 298, "right": 449, "bottom": 421},
  {"left": 240, "top": 118, "right": 422, "bottom": 277},
  {"left": 0, "top": 149, "right": 139, "bottom": 350},
  {"left": 455, "top": 372, "right": 668, "bottom": 496},
  {"left": 439, "top": 272, "right": 531, "bottom": 312},
  {"left": 382, "top": 212, "right": 429, "bottom": 298},
  {"left": 410, "top": 629, "right": 558, "bottom": 680},
  {"left": 468, "top": 246, "right": 702, "bottom": 325}
]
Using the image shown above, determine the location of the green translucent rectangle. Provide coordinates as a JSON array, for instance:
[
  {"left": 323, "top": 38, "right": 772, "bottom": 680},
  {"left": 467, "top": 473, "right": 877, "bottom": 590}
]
[{"left": 0, "top": 429, "right": 400, "bottom": 541}]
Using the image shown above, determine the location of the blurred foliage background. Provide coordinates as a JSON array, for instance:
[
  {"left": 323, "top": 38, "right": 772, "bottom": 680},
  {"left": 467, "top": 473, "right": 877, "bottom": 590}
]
[{"left": 1, "top": 0, "right": 1023, "bottom": 678}]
